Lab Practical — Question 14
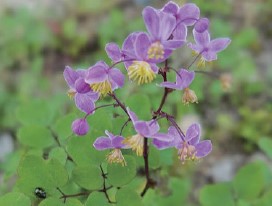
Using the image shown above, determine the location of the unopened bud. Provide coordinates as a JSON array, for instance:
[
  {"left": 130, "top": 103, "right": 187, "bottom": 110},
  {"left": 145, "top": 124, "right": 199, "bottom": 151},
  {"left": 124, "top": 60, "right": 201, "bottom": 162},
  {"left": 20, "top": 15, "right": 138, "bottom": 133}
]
[{"left": 72, "top": 118, "right": 89, "bottom": 136}]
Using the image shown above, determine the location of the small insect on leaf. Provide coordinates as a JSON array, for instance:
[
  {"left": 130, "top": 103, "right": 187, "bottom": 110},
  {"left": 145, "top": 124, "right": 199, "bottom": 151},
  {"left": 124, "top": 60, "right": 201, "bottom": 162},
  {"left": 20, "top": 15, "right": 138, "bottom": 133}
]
[{"left": 34, "top": 187, "right": 46, "bottom": 199}]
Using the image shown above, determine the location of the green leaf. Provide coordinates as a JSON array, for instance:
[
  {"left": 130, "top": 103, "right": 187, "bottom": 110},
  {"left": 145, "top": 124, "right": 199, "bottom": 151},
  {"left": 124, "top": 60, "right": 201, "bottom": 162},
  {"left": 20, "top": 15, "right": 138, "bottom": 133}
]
[
  {"left": 72, "top": 165, "right": 103, "bottom": 190},
  {"left": 16, "top": 100, "right": 54, "bottom": 126},
  {"left": 199, "top": 183, "right": 235, "bottom": 206},
  {"left": 116, "top": 188, "right": 143, "bottom": 206},
  {"left": 254, "top": 190, "right": 272, "bottom": 206},
  {"left": 126, "top": 93, "right": 151, "bottom": 119},
  {"left": 149, "top": 145, "right": 160, "bottom": 169},
  {"left": 233, "top": 162, "right": 266, "bottom": 200},
  {"left": 0, "top": 192, "right": 31, "bottom": 206},
  {"left": 237, "top": 199, "right": 251, "bottom": 206},
  {"left": 107, "top": 155, "right": 136, "bottom": 187},
  {"left": 88, "top": 109, "right": 113, "bottom": 137},
  {"left": 258, "top": 137, "right": 272, "bottom": 159},
  {"left": 38, "top": 197, "right": 63, "bottom": 206},
  {"left": 49, "top": 148, "right": 67, "bottom": 165},
  {"left": 66, "top": 136, "right": 106, "bottom": 166},
  {"left": 16, "top": 155, "right": 68, "bottom": 199},
  {"left": 17, "top": 125, "right": 54, "bottom": 148},
  {"left": 85, "top": 192, "right": 111, "bottom": 206},
  {"left": 53, "top": 113, "right": 77, "bottom": 141}
]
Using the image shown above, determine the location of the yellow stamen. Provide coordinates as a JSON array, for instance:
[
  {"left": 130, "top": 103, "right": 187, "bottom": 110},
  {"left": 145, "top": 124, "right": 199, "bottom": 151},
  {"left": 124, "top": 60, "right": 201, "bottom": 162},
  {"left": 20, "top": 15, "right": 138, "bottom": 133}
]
[
  {"left": 128, "top": 61, "right": 156, "bottom": 85},
  {"left": 147, "top": 41, "right": 165, "bottom": 60},
  {"left": 122, "top": 134, "right": 144, "bottom": 156},
  {"left": 197, "top": 57, "right": 206, "bottom": 68},
  {"left": 90, "top": 80, "right": 112, "bottom": 96},
  {"left": 67, "top": 89, "right": 76, "bottom": 99},
  {"left": 106, "top": 149, "right": 127, "bottom": 166},
  {"left": 178, "top": 142, "right": 198, "bottom": 164},
  {"left": 182, "top": 88, "right": 198, "bottom": 105}
]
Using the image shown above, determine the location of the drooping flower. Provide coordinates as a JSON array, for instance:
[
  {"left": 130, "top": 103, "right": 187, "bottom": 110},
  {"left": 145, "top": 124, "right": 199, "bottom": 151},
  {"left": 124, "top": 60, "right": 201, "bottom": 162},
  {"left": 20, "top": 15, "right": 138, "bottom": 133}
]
[
  {"left": 123, "top": 108, "right": 171, "bottom": 156},
  {"left": 153, "top": 124, "right": 212, "bottom": 164},
  {"left": 72, "top": 118, "right": 89, "bottom": 136},
  {"left": 182, "top": 88, "right": 198, "bottom": 105},
  {"left": 93, "top": 130, "right": 129, "bottom": 166},
  {"left": 85, "top": 61, "right": 125, "bottom": 96},
  {"left": 63, "top": 66, "right": 99, "bottom": 114},
  {"left": 188, "top": 30, "right": 231, "bottom": 66},
  {"left": 160, "top": 68, "right": 195, "bottom": 90}
]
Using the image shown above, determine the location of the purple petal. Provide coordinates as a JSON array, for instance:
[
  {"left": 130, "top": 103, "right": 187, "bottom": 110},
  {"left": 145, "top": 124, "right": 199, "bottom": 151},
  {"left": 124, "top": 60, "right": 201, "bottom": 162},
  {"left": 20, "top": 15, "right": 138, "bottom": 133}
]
[
  {"left": 152, "top": 138, "right": 175, "bottom": 150},
  {"left": 202, "top": 51, "right": 217, "bottom": 61},
  {"left": 76, "top": 69, "right": 87, "bottom": 78},
  {"left": 74, "top": 93, "right": 95, "bottom": 114},
  {"left": 176, "top": 69, "right": 195, "bottom": 88},
  {"left": 134, "top": 120, "right": 160, "bottom": 137},
  {"left": 72, "top": 118, "right": 89, "bottom": 136},
  {"left": 75, "top": 77, "right": 91, "bottom": 94},
  {"left": 163, "top": 39, "right": 185, "bottom": 50},
  {"left": 172, "top": 23, "right": 187, "bottom": 42},
  {"left": 112, "top": 136, "right": 127, "bottom": 149},
  {"left": 105, "top": 43, "right": 122, "bottom": 62},
  {"left": 64, "top": 66, "right": 79, "bottom": 88},
  {"left": 122, "top": 32, "right": 139, "bottom": 59},
  {"left": 186, "top": 123, "right": 200, "bottom": 144},
  {"left": 85, "top": 62, "right": 108, "bottom": 84},
  {"left": 158, "top": 11, "right": 176, "bottom": 40},
  {"left": 143, "top": 7, "right": 160, "bottom": 39},
  {"left": 127, "top": 108, "right": 138, "bottom": 123},
  {"left": 152, "top": 132, "right": 173, "bottom": 142},
  {"left": 135, "top": 32, "right": 150, "bottom": 60},
  {"left": 159, "top": 81, "right": 180, "bottom": 90},
  {"left": 85, "top": 91, "right": 99, "bottom": 102},
  {"left": 108, "top": 68, "right": 125, "bottom": 90},
  {"left": 105, "top": 130, "right": 115, "bottom": 140},
  {"left": 150, "top": 63, "right": 159, "bottom": 73},
  {"left": 187, "top": 42, "right": 202, "bottom": 53},
  {"left": 195, "top": 140, "right": 212, "bottom": 158},
  {"left": 178, "top": 3, "right": 200, "bottom": 26},
  {"left": 209, "top": 38, "right": 231, "bottom": 53},
  {"left": 162, "top": 1, "right": 179, "bottom": 16},
  {"left": 93, "top": 137, "right": 112, "bottom": 150},
  {"left": 193, "top": 30, "right": 210, "bottom": 47},
  {"left": 194, "top": 18, "right": 209, "bottom": 33}
]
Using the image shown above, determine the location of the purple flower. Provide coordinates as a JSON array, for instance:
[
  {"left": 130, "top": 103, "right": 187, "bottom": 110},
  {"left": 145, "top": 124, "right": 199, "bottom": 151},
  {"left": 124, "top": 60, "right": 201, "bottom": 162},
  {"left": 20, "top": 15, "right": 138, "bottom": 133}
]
[
  {"left": 93, "top": 130, "right": 128, "bottom": 166},
  {"left": 143, "top": 6, "right": 185, "bottom": 61},
  {"left": 64, "top": 66, "right": 92, "bottom": 96},
  {"left": 64, "top": 66, "right": 99, "bottom": 114},
  {"left": 123, "top": 107, "right": 171, "bottom": 156},
  {"left": 72, "top": 118, "right": 89, "bottom": 136},
  {"left": 162, "top": 2, "right": 201, "bottom": 39},
  {"left": 85, "top": 61, "right": 125, "bottom": 96},
  {"left": 153, "top": 124, "right": 212, "bottom": 163},
  {"left": 188, "top": 30, "right": 231, "bottom": 64},
  {"left": 160, "top": 69, "right": 195, "bottom": 90},
  {"left": 106, "top": 32, "right": 160, "bottom": 85}
]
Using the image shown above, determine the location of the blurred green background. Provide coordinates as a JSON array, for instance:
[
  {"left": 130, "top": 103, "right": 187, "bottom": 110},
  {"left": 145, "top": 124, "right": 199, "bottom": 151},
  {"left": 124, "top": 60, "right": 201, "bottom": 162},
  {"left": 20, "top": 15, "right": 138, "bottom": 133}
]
[{"left": 0, "top": 0, "right": 271, "bottom": 205}]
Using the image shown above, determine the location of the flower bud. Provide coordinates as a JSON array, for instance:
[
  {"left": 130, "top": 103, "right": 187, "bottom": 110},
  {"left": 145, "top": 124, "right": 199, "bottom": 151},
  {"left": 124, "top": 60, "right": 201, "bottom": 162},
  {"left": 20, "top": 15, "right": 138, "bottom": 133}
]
[
  {"left": 72, "top": 118, "right": 89, "bottom": 136},
  {"left": 194, "top": 18, "right": 209, "bottom": 33},
  {"left": 182, "top": 88, "right": 198, "bottom": 105}
]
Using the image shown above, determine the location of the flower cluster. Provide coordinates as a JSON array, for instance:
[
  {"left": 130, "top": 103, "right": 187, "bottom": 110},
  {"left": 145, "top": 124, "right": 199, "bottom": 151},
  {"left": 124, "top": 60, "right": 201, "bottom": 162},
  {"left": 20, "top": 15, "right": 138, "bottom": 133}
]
[{"left": 63, "top": 1, "right": 230, "bottom": 165}]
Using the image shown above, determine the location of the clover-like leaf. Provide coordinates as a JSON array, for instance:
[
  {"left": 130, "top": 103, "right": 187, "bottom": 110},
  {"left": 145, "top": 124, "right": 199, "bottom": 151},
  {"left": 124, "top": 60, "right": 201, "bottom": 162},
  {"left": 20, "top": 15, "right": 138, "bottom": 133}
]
[{"left": 107, "top": 155, "right": 136, "bottom": 187}]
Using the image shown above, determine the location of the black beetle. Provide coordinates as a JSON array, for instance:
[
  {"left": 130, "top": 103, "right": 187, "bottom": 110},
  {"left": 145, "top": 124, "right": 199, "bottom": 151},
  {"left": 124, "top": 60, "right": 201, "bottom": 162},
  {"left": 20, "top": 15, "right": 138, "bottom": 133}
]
[{"left": 34, "top": 187, "right": 46, "bottom": 199}]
